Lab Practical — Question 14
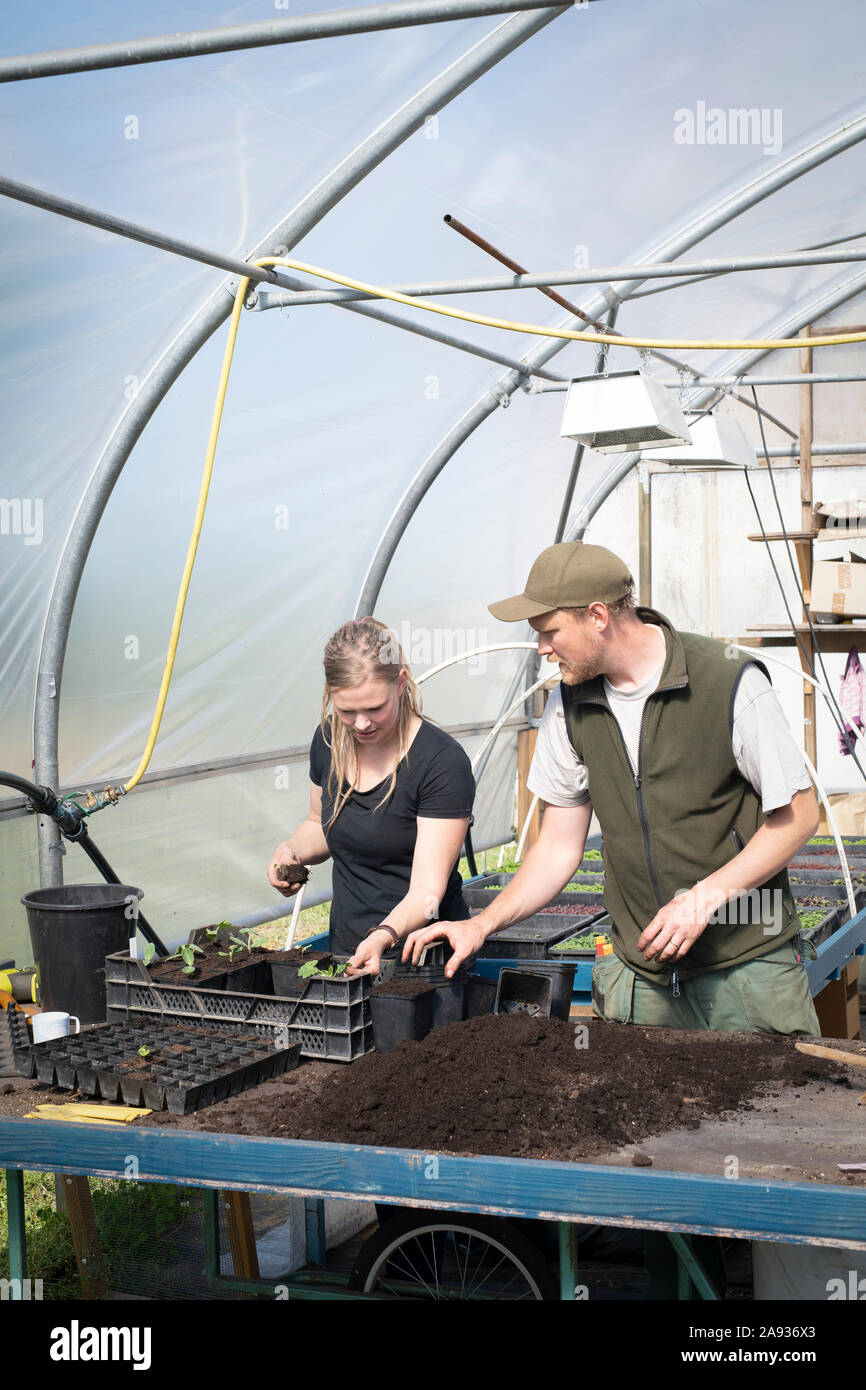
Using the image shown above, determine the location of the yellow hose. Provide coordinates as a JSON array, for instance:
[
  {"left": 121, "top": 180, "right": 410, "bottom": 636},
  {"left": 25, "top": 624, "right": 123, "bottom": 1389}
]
[{"left": 122, "top": 253, "right": 866, "bottom": 792}]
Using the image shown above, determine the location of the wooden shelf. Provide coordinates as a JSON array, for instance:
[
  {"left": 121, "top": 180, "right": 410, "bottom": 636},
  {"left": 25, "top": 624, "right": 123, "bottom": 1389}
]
[
  {"left": 815, "top": 525, "right": 866, "bottom": 542},
  {"left": 741, "top": 625, "right": 866, "bottom": 652},
  {"left": 746, "top": 530, "right": 818, "bottom": 542}
]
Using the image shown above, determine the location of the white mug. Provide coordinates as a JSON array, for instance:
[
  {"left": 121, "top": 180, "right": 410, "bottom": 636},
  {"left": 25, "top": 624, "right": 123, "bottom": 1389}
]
[{"left": 32, "top": 1012, "right": 81, "bottom": 1045}]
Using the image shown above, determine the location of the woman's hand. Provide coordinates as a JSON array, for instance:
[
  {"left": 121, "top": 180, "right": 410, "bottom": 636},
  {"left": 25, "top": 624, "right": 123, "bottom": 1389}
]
[
  {"left": 268, "top": 843, "right": 307, "bottom": 897},
  {"left": 346, "top": 928, "right": 393, "bottom": 977}
]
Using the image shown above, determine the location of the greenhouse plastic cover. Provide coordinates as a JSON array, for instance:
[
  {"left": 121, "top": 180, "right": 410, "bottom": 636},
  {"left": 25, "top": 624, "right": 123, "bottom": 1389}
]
[{"left": 2, "top": 0, "right": 866, "bottom": 959}]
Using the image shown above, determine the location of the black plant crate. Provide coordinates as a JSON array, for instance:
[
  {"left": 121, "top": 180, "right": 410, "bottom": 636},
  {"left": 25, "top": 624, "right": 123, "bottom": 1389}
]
[{"left": 105, "top": 947, "right": 372, "bottom": 1062}]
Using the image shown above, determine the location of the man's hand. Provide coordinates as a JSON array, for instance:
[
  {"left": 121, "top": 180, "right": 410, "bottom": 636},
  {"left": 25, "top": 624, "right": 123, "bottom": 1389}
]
[
  {"left": 402, "top": 920, "right": 489, "bottom": 978},
  {"left": 637, "top": 883, "right": 727, "bottom": 964}
]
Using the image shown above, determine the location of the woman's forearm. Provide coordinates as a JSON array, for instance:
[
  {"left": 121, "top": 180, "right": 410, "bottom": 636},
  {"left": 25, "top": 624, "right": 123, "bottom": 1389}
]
[{"left": 276, "top": 818, "right": 330, "bottom": 866}]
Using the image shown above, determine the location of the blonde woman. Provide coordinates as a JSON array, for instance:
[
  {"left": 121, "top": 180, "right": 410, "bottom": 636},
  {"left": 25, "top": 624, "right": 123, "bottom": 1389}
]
[{"left": 267, "top": 618, "right": 475, "bottom": 975}]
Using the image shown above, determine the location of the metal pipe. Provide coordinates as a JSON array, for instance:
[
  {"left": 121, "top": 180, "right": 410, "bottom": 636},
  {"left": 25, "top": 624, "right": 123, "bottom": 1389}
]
[
  {"left": 356, "top": 113, "right": 866, "bottom": 620},
  {"left": 260, "top": 268, "right": 566, "bottom": 380},
  {"left": 32, "top": 4, "right": 568, "bottom": 888},
  {"left": 0, "top": 0, "right": 574, "bottom": 81},
  {"left": 252, "top": 244, "right": 866, "bottom": 308},
  {"left": 0, "top": 175, "right": 283, "bottom": 285},
  {"left": 443, "top": 212, "right": 608, "bottom": 329},
  {"left": 533, "top": 372, "right": 866, "bottom": 390}
]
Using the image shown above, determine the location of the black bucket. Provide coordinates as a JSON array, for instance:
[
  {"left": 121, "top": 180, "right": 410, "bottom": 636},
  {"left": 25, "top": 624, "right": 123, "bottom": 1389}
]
[{"left": 22, "top": 884, "right": 142, "bottom": 1024}]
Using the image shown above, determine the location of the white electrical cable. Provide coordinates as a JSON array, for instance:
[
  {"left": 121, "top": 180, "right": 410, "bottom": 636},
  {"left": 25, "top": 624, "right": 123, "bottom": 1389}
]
[
  {"left": 415, "top": 641, "right": 537, "bottom": 685},
  {"left": 724, "top": 641, "right": 856, "bottom": 915},
  {"left": 470, "top": 672, "right": 553, "bottom": 773}
]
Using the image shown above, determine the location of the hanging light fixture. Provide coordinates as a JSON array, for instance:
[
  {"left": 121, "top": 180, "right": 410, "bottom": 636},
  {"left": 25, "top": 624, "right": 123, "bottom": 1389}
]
[
  {"left": 644, "top": 409, "right": 756, "bottom": 468},
  {"left": 560, "top": 369, "right": 693, "bottom": 454}
]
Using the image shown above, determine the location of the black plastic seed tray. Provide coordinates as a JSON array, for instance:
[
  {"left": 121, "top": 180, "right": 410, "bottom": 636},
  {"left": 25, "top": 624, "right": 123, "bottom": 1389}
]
[
  {"left": 463, "top": 914, "right": 593, "bottom": 960},
  {"left": 0, "top": 1003, "right": 31, "bottom": 1079},
  {"left": 20, "top": 1022, "right": 300, "bottom": 1114}
]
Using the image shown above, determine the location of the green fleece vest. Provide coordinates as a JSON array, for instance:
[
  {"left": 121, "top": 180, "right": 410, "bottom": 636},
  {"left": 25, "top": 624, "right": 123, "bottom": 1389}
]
[{"left": 560, "top": 608, "right": 799, "bottom": 984}]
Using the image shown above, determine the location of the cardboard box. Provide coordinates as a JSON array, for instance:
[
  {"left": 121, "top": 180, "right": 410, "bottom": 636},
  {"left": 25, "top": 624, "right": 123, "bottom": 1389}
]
[{"left": 810, "top": 558, "right": 866, "bottom": 617}]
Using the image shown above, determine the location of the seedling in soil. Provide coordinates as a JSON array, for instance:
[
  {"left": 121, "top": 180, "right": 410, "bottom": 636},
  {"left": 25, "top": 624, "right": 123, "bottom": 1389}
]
[
  {"left": 138, "top": 1046, "right": 152, "bottom": 1059},
  {"left": 143, "top": 942, "right": 156, "bottom": 967},
  {"left": 297, "top": 959, "right": 348, "bottom": 980},
  {"left": 165, "top": 943, "right": 205, "bottom": 975},
  {"left": 218, "top": 928, "right": 269, "bottom": 963}
]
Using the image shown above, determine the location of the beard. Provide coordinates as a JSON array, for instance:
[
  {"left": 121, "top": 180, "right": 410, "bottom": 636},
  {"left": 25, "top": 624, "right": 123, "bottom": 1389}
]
[
  {"left": 556, "top": 631, "right": 606, "bottom": 686},
  {"left": 559, "top": 660, "right": 602, "bottom": 686}
]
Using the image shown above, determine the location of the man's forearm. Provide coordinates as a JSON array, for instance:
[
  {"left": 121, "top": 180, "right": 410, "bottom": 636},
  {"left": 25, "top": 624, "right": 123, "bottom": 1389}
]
[{"left": 470, "top": 812, "right": 589, "bottom": 940}]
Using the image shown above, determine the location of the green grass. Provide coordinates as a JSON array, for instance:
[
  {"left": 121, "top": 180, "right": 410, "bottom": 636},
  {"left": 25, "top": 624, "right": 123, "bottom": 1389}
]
[{"left": 0, "top": 1173, "right": 190, "bottom": 1300}]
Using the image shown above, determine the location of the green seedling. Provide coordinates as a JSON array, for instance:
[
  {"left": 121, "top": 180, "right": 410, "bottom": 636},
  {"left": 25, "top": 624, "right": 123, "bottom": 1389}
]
[
  {"left": 297, "top": 959, "right": 348, "bottom": 980},
  {"left": 165, "top": 943, "right": 205, "bottom": 975},
  {"left": 142, "top": 943, "right": 156, "bottom": 967},
  {"left": 137, "top": 1046, "right": 152, "bottom": 1059},
  {"left": 219, "top": 928, "right": 269, "bottom": 963}
]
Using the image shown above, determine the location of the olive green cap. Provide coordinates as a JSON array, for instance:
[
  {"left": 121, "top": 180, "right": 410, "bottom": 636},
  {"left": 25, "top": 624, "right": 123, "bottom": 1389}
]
[{"left": 488, "top": 542, "right": 633, "bottom": 622}]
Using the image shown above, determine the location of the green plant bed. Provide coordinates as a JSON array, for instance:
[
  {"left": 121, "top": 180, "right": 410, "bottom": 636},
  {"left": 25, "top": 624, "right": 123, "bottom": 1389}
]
[
  {"left": 551, "top": 931, "right": 611, "bottom": 953},
  {"left": 798, "top": 909, "right": 832, "bottom": 932}
]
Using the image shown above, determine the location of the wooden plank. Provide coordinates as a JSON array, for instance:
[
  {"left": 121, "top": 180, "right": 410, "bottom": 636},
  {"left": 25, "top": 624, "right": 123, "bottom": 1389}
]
[
  {"left": 517, "top": 728, "right": 540, "bottom": 853},
  {"left": 222, "top": 1189, "right": 260, "bottom": 1295},
  {"left": 2, "top": 1115, "right": 866, "bottom": 1249},
  {"left": 638, "top": 466, "right": 652, "bottom": 606},
  {"left": 62, "top": 1174, "right": 107, "bottom": 1299},
  {"left": 746, "top": 530, "right": 817, "bottom": 542},
  {"left": 813, "top": 960, "right": 862, "bottom": 1042}
]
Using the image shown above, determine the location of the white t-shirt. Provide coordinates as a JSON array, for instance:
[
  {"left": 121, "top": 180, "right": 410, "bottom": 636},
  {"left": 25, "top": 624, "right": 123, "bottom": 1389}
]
[{"left": 527, "top": 637, "right": 811, "bottom": 816}]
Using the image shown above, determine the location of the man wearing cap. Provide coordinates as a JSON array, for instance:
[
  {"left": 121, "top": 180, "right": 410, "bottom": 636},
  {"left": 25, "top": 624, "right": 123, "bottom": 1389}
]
[{"left": 406, "top": 541, "right": 821, "bottom": 1034}]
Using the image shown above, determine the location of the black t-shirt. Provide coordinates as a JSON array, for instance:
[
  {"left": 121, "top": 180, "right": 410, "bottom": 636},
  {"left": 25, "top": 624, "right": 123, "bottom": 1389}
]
[{"left": 309, "top": 719, "right": 475, "bottom": 955}]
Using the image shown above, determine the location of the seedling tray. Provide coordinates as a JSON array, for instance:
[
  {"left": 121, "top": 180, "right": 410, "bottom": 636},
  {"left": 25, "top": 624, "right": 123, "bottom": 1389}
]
[
  {"left": 105, "top": 947, "right": 373, "bottom": 1062},
  {"left": 463, "top": 914, "right": 594, "bottom": 959},
  {"left": 16, "top": 1022, "right": 300, "bottom": 1114}
]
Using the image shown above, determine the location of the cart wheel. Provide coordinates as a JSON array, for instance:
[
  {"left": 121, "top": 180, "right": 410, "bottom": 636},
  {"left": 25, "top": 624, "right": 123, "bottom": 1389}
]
[{"left": 349, "top": 1211, "right": 559, "bottom": 1300}]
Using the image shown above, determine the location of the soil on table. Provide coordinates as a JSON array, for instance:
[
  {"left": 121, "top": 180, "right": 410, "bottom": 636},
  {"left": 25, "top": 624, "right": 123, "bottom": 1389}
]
[
  {"left": 130, "top": 1015, "right": 860, "bottom": 1165},
  {"left": 275, "top": 861, "right": 310, "bottom": 886}
]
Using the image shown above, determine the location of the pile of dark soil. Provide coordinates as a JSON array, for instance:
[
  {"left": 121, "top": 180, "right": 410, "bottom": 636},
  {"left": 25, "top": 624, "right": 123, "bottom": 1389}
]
[{"left": 139, "top": 1015, "right": 852, "bottom": 1163}]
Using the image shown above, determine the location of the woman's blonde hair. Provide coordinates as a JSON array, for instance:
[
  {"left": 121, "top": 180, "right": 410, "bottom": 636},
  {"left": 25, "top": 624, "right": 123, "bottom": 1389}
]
[{"left": 321, "top": 617, "right": 422, "bottom": 823}]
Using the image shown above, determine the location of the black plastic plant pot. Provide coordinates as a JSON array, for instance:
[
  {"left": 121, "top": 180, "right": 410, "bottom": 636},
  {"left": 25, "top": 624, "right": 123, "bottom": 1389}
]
[
  {"left": 220, "top": 960, "right": 271, "bottom": 995},
  {"left": 431, "top": 982, "right": 465, "bottom": 1030},
  {"left": 521, "top": 960, "right": 575, "bottom": 1021},
  {"left": 494, "top": 969, "right": 553, "bottom": 1018},
  {"left": 370, "top": 987, "right": 435, "bottom": 1052},
  {"left": 464, "top": 974, "right": 498, "bottom": 1018}
]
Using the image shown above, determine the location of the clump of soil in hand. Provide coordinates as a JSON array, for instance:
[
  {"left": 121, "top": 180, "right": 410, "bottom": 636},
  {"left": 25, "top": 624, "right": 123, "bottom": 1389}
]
[
  {"left": 141, "top": 1015, "right": 852, "bottom": 1162},
  {"left": 276, "top": 861, "right": 310, "bottom": 886}
]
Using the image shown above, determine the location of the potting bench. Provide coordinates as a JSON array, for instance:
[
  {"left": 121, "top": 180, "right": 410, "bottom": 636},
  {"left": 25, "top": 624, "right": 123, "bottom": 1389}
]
[{"left": 2, "top": 1058, "right": 865, "bottom": 1301}]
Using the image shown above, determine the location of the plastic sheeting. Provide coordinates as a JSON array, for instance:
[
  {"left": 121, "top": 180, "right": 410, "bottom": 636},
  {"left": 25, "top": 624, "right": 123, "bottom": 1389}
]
[{"left": 3, "top": 1, "right": 866, "bottom": 954}]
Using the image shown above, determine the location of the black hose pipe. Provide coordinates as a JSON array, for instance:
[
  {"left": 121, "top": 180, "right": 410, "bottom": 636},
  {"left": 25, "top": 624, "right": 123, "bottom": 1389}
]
[{"left": 1, "top": 771, "right": 168, "bottom": 955}]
